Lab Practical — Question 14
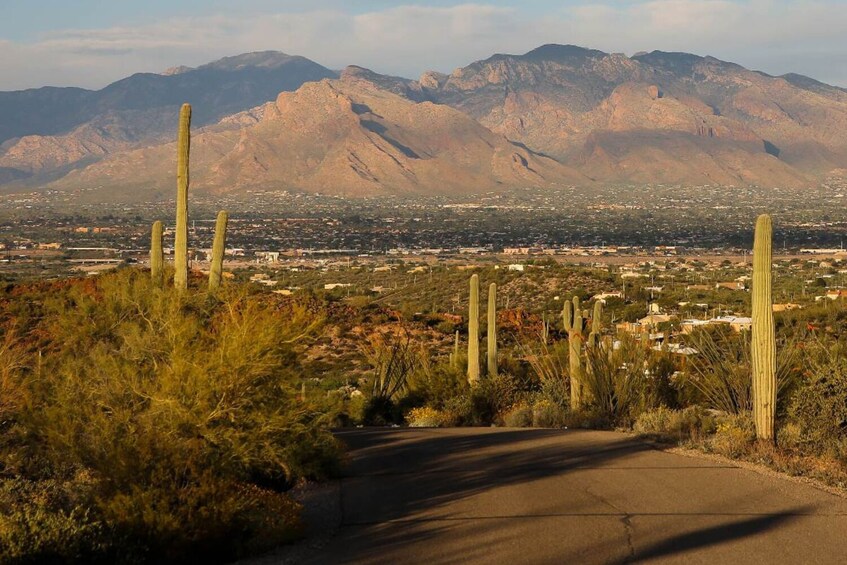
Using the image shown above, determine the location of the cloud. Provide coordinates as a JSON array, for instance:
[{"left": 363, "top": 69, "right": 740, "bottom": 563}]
[{"left": 0, "top": 1, "right": 846, "bottom": 91}]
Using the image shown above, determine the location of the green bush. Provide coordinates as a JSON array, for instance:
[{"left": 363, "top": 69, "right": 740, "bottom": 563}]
[
  {"left": 0, "top": 476, "right": 103, "bottom": 564},
  {"left": 469, "top": 373, "right": 527, "bottom": 426},
  {"left": 0, "top": 269, "right": 341, "bottom": 563},
  {"left": 531, "top": 399, "right": 566, "bottom": 428},
  {"left": 633, "top": 406, "right": 716, "bottom": 443},
  {"left": 789, "top": 357, "right": 847, "bottom": 454},
  {"left": 709, "top": 413, "right": 756, "bottom": 458},
  {"left": 406, "top": 406, "right": 448, "bottom": 428},
  {"left": 503, "top": 403, "right": 533, "bottom": 427},
  {"left": 407, "top": 358, "right": 468, "bottom": 410}
]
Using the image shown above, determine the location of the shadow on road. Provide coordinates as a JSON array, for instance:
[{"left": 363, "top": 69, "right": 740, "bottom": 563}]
[
  {"left": 302, "top": 428, "right": 817, "bottom": 564},
  {"left": 632, "top": 511, "right": 802, "bottom": 562}
]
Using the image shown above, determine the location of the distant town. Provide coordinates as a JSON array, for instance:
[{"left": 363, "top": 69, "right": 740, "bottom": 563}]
[{"left": 3, "top": 180, "right": 847, "bottom": 281}]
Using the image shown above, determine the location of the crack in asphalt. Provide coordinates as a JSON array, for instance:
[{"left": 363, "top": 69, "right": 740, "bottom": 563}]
[
  {"left": 620, "top": 514, "right": 636, "bottom": 563},
  {"left": 584, "top": 485, "right": 638, "bottom": 562}
]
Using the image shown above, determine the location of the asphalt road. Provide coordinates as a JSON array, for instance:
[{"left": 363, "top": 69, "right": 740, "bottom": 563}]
[{"left": 295, "top": 428, "right": 847, "bottom": 564}]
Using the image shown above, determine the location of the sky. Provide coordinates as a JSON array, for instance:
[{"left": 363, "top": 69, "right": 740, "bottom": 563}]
[{"left": 1, "top": 0, "right": 846, "bottom": 91}]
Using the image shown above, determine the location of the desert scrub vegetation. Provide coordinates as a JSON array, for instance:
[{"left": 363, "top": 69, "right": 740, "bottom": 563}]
[{"left": 0, "top": 268, "right": 341, "bottom": 563}]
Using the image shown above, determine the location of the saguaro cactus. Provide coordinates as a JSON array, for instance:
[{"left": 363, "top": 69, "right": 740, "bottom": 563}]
[
  {"left": 450, "top": 330, "right": 460, "bottom": 369},
  {"left": 752, "top": 214, "right": 776, "bottom": 441},
  {"left": 209, "top": 210, "right": 228, "bottom": 290},
  {"left": 587, "top": 300, "right": 603, "bottom": 348},
  {"left": 174, "top": 103, "right": 191, "bottom": 290},
  {"left": 468, "top": 274, "right": 480, "bottom": 384},
  {"left": 150, "top": 220, "right": 163, "bottom": 285},
  {"left": 487, "top": 282, "right": 497, "bottom": 377},
  {"left": 563, "top": 296, "right": 587, "bottom": 410}
]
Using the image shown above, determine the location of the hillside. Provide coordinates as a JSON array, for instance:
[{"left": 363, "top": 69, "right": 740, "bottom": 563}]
[
  {"left": 0, "top": 52, "right": 337, "bottom": 184},
  {"left": 54, "top": 73, "right": 582, "bottom": 199}
]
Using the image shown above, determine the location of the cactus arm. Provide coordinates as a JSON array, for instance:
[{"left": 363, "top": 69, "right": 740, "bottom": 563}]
[
  {"left": 591, "top": 301, "right": 603, "bottom": 335},
  {"left": 563, "top": 300, "right": 574, "bottom": 332}
]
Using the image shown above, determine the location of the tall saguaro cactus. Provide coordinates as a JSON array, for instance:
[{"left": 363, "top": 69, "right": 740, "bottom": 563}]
[
  {"left": 587, "top": 300, "right": 603, "bottom": 348},
  {"left": 450, "top": 330, "right": 460, "bottom": 369},
  {"left": 150, "top": 220, "right": 163, "bottom": 285},
  {"left": 468, "top": 274, "right": 480, "bottom": 384},
  {"left": 209, "top": 210, "right": 228, "bottom": 290},
  {"left": 487, "top": 282, "right": 497, "bottom": 377},
  {"left": 563, "top": 296, "right": 587, "bottom": 410},
  {"left": 174, "top": 103, "right": 191, "bottom": 290},
  {"left": 752, "top": 214, "right": 776, "bottom": 441}
]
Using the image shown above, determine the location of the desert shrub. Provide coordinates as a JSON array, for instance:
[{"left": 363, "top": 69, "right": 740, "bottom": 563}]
[
  {"left": 0, "top": 476, "right": 103, "bottom": 564},
  {"left": 644, "top": 351, "right": 681, "bottom": 408},
  {"left": 469, "top": 373, "right": 527, "bottom": 426},
  {"left": 562, "top": 409, "right": 612, "bottom": 430},
  {"left": 503, "top": 403, "right": 533, "bottom": 427},
  {"left": 537, "top": 376, "right": 570, "bottom": 411},
  {"left": 633, "top": 406, "right": 716, "bottom": 443},
  {"left": 0, "top": 331, "right": 27, "bottom": 426},
  {"left": 0, "top": 269, "right": 341, "bottom": 563},
  {"left": 407, "top": 356, "right": 468, "bottom": 410},
  {"left": 406, "top": 406, "right": 448, "bottom": 428},
  {"left": 789, "top": 356, "right": 847, "bottom": 454},
  {"left": 531, "top": 399, "right": 566, "bottom": 428},
  {"left": 776, "top": 422, "right": 805, "bottom": 451},
  {"left": 709, "top": 413, "right": 756, "bottom": 458},
  {"left": 439, "top": 395, "right": 474, "bottom": 427}
]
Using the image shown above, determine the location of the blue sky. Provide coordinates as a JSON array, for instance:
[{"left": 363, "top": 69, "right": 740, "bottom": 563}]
[{"left": 1, "top": 1, "right": 845, "bottom": 90}]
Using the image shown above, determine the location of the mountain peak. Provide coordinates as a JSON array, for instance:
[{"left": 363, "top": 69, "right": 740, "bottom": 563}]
[
  {"left": 521, "top": 44, "right": 608, "bottom": 62},
  {"left": 198, "top": 51, "right": 300, "bottom": 71},
  {"left": 161, "top": 65, "right": 193, "bottom": 76}
]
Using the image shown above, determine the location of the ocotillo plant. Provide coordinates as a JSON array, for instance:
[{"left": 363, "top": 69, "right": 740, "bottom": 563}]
[
  {"left": 487, "top": 282, "right": 497, "bottom": 377},
  {"left": 752, "top": 214, "right": 776, "bottom": 441},
  {"left": 150, "top": 220, "right": 163, "bottom": 285},
  {"left": 209, "top": 210, "right": 228, "bottom": 290},
  {"left": 468, "top": 274, "right": 480, "bottom": 384},
  {"left": 174, "top": 103, "right": 191, "bottom": 290},
  {"left": 563, "top": 296, "right": 587, "bottom": 410}
]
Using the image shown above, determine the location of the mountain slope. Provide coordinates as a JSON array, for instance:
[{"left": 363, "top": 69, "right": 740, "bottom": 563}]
[
  {"left": 0, "top": 52, "right": 337, "bottom": 183},
  {"left": 55, "top": 74, "right": 583, "bottom": 198},
  {"left": 408, "top": 45, "right": 847, "bottom": 185}
]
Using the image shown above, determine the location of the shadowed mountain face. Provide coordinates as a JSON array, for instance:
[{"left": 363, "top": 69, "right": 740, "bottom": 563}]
[
  {"left": 4, "top": 44, "right": 847, "bottom": 198},
  {"left": 409, "top": 45, "right": 847, "bottom": 186},
  {"left": 0, "top": 52, "right": 337, "bottom": 182}
]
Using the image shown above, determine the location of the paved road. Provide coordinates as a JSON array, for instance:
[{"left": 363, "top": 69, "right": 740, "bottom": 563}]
[{"left": 300, "top": 428, "right": 847, "bottom": 564}]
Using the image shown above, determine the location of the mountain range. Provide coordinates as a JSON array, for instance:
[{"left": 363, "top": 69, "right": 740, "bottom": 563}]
[{"left": 2, "top": 45, "right": 846, "bottom": 198}]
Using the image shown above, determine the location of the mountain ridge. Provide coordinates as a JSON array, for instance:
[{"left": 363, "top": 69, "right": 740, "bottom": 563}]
[{"left": 4, "top": 44, "right": 847, "bottom": 199}]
